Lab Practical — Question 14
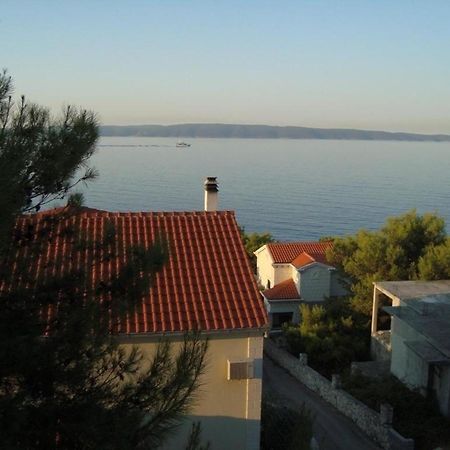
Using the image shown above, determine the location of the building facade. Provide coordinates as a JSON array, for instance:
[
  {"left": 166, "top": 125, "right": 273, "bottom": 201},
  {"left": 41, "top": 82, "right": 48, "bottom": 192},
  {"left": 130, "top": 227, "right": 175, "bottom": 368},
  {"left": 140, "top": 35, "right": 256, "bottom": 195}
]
[
  {"left": 371, "top": 280, "right": 450, "bottom": 418},
  {"left": 255, "top": 242, "right": 347, "bottom": 329}
]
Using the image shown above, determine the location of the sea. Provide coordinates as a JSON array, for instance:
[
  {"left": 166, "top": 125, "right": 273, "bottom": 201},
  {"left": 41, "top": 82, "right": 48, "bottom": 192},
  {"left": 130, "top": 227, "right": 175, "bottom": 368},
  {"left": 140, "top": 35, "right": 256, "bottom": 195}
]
[{"left": 71, "top": 137, "right": 450, "bottom": 241}]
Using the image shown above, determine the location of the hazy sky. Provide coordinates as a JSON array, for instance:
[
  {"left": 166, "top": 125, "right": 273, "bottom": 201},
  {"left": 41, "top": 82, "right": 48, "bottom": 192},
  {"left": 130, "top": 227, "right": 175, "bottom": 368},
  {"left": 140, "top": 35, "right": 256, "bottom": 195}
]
[{"left": 2, "top": 1, "right": 450, "bottom": 133}]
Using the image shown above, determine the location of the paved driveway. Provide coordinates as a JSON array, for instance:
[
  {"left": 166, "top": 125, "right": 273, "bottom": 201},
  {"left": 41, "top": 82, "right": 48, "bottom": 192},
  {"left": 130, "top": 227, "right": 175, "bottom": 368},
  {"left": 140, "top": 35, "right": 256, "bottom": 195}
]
[{"left": 263, "top": 356, "right": 381, "bottom": 450}]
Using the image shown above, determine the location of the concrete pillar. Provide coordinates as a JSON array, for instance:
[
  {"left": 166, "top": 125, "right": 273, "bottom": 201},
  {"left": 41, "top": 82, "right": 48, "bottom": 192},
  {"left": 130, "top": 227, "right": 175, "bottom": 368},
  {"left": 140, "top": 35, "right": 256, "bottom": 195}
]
[
  {"left": 371, "top": 287, "right": 380, "bottom": 335},
  {"left": 331, "top": 374, "right": 342, "bottom": 389},
  {"left": 298, "top": 353, "right": 308, "bottom": 366},
  {"left": 350, "top": 362, "right": 359, "bottom": 376},
  {"left": 380, "top": 403, "right": 394, "bottom": 426},
  {"left": 310, "top": 437, "right": 319, "bottom": 450}
]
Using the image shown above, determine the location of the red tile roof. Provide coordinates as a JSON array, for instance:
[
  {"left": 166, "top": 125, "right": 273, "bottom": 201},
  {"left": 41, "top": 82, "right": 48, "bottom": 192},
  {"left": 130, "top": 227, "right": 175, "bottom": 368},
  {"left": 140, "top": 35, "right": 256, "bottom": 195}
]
[
  {"left": 291, "top": 251, "right": 330, "bottom": 269},
  {"left": 267, "top": 241, "right": 332, "bottom": 264},
  {"left": 4, "top": 208, "right": 268, "bottom": 334},
  {"left": 263, "top": 278, "right": 300, "bottom": 301}
]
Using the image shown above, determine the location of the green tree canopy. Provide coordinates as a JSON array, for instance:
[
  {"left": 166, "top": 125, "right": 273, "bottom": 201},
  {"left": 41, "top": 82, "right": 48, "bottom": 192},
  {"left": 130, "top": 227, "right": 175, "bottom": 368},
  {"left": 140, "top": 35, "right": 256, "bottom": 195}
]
[
  {"left": 0, "top": 70, "right": 98, "bottom": 243},
  {"left": 240, "top": 228, "right": 274, "bottom": 272},
  {"left": 327, "top": 210, "right": 447, "bottom": 316},
  {"left": 418, "top": 237, "right": 450, "bottom": 280}
]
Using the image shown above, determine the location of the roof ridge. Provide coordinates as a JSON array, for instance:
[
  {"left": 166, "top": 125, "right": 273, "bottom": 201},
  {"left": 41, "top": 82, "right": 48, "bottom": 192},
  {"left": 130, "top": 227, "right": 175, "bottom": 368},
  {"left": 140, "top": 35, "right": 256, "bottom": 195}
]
[
  {"left": 271, "top": 278, "right": 294, "bottom": 287},
  {"left": 24, "top": 208, "right": 236, "bottom": 219},
  {"left": 266, "top": 241, "right": 333, "bottom": 264},
  {"left": 268, "top": 240, "right": 330, "bottom": 245}
]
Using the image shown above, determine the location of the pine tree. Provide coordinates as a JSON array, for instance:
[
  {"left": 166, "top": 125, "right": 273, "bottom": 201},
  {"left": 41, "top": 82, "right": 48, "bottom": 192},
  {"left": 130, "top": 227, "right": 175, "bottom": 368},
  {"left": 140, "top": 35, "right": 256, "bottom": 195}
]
[{"left": 0, "top": 71, "right": 208, "bottom": 449}]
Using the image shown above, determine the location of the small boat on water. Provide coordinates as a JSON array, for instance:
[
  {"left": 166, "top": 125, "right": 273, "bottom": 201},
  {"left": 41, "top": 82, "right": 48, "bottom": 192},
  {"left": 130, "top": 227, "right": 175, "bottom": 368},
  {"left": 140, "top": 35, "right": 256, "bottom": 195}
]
[{"left": 176, "top": 141, "right": 191, "bottom": 148}]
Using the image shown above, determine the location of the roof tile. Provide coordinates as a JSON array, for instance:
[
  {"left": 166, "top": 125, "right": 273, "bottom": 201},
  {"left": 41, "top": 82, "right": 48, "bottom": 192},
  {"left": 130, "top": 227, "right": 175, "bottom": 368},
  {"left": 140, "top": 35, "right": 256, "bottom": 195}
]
[
  {"left": 263, "top": 278, "right": 300, "bottom": 300},
  {"left": 267, "top": 241, "right": 332, "bottom": 264},
  {"left": 4, "top": 208, "right": 267, "bottom": 334},
  {"left": 291, "top": 251, "right": 330, "bottom": 269}
]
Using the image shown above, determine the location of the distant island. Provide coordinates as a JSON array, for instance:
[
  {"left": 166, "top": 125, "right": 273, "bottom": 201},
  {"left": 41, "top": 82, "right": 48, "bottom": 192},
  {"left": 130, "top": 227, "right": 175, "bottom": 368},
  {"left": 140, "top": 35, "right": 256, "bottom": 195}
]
[{"left": 100, "top": 123, "right": 450, "bottom": 142}]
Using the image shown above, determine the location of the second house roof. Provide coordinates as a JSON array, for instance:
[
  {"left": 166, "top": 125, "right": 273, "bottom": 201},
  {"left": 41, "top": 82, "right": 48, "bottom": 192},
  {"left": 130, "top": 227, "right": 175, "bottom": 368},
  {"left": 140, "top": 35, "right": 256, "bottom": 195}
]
[{"left": 266, "top": 241, "right": 333, "bottom": 264}]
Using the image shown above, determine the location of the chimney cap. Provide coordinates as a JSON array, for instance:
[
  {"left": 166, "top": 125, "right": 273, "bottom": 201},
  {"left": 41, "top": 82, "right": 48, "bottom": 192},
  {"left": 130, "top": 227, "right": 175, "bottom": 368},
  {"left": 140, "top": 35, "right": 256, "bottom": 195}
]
[{"left": 204, "top": 176, "right": 219, "bottom": 192}]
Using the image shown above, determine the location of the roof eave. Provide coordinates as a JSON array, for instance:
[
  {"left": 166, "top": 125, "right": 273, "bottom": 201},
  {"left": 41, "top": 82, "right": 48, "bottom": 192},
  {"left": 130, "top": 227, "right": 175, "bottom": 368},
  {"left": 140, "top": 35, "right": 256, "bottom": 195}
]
[
  {"left": 117, "top": 325, "right": 269, "bottom": 342},
  {"left": 265, "top": 297, "right": 301, "bottom": 302},
  {"left": 253, "top": 244, "right": 269, "bottom": 256},
  {"left": 295, "top": 261, "right": 334, "bottom": 272}
]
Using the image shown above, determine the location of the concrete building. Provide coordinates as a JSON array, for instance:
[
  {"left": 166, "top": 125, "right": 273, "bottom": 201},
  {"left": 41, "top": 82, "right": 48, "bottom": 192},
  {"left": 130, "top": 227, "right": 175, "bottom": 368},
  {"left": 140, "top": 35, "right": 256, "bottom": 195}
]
[
  {"left": 371, "top": 280, "right": 450, "bottom": 418},
  {"left": 255, "top": 242, "right": 348, "bottom": 329},
  {"left": 9, "top": 178, "right": 268, "bottom": 450}
]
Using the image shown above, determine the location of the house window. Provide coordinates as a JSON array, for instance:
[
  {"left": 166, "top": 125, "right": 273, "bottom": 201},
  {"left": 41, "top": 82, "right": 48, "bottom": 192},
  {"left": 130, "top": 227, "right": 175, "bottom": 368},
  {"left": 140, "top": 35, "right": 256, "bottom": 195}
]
[
  {"left": 266, "top": 280, "right": 271, "bottom": 289},
  {"left": 272, "top": 312, "right": 293, "bottom": 328}
]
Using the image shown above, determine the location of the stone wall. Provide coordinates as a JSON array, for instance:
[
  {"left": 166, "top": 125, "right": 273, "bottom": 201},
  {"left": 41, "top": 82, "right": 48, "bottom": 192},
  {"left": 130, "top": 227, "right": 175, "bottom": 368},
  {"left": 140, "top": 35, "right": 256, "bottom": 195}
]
[
  {"left": 264, "top": 338, "right": 414, "bottom": 450},
  {"left": 388, "top": 428, "right": 416, "bottom": 450}
]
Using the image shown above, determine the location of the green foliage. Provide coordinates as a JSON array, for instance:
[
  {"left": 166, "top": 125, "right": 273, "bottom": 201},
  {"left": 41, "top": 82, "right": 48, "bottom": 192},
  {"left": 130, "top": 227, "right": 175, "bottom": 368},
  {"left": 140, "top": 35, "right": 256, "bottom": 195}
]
[
  {"left": 327, "top": 210, "right": 447, "bottom": 317},
  {"left": 299, "top": 304, "right": 327, "bottom": 336},
  {"left": 0, "top": 69, "right": 99, "bottom": 246},
  {"left": 318, "top": 236, "right": 335, "bottom": 242},
  {"left": 343, "top": 373, "right": 450, "bottom": 450},
  {"left": 296, "top": 210, "right": 450, "bottom": 376},
  {"left": 240, "top": 227, "right": 274, "bottom": 271},
  {"left": 260, "top": 396, "right": 313, "bottom": 450},
  {"left": 284, "top": 299, "right": 370, "bottom": 377},
  {"left": 0, "top": 72, "right": 208, "bottom": 449},
  {"left": 66, "top": 192, "right": 85, "bottom": 208},
  {"left": 418, "top": 237, "right": 450, "bottom": 280}
]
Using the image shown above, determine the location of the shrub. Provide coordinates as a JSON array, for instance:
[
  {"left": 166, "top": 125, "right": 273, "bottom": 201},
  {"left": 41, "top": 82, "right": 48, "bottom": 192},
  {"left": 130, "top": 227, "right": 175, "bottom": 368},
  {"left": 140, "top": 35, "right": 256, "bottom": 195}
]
[
  {"left": 283, "top": 298, "right": 370, "bottom": 377},
  {"left": 260, "top": 395, "right": 313, "bottom": 450},
  {"left": 342, "top": 373, "right": 450, "bottom": 450}
]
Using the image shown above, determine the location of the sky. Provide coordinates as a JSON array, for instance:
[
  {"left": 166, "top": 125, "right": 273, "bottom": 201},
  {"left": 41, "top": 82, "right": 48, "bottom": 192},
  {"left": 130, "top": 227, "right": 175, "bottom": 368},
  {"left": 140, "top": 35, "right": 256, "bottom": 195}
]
[{"left": 2, "top": 1, "right": 450, "bottom": 133}]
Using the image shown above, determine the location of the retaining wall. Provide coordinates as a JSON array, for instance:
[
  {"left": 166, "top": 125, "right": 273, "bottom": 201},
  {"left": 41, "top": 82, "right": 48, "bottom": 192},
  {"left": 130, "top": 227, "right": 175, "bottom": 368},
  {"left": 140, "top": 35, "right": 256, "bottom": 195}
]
[{"left": 264, "top": 338, "right": 414, "bottom": 450}]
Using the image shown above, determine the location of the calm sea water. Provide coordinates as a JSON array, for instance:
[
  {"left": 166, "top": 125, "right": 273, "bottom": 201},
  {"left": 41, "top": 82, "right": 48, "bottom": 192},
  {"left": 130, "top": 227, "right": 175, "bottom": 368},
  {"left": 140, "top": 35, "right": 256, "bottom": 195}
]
[{"left": 73, "top": 137, "right": 450, "bottom": 241}]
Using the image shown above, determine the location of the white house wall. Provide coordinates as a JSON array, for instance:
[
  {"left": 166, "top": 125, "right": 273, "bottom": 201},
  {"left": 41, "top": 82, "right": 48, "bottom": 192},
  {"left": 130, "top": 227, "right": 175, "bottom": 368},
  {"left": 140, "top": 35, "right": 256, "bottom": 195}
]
[
  {"left": 121, "top": 332, "right": 264, "bottom": 450},
  {"left": 298, "top": 265, "right": 331, "bottom": 302},
  {"left": 255, "top": 249, "right": 275, "bottom": 289},
  {"left": 255, "top": 248, "right": 299, "bottom": 289},
  {"left": 273, "top": 264, "right": 294, "bottom": 285}
]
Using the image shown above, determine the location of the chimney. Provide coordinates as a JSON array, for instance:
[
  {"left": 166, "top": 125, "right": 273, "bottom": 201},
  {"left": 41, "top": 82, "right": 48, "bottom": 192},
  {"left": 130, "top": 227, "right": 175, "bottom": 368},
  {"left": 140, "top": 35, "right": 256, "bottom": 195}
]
[{"left": 204, "top": 177, "right": 219, "bottom": 211}]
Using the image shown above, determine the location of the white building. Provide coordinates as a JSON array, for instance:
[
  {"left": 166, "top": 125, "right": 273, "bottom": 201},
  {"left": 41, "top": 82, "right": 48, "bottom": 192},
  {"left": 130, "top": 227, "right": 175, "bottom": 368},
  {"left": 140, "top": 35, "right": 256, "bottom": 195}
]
[
  {"left": 371, "top": 280, "right": 450, "bottom": 418},
  {"left": 254, "top": 242, "right": 347, "bottom": 329}
]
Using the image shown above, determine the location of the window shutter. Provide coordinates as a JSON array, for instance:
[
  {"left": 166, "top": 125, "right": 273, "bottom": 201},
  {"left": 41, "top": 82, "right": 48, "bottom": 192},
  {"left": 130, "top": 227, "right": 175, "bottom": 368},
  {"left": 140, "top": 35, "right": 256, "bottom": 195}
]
[{"left": 227, "top": 360, "right": 254, "bottom": 380}]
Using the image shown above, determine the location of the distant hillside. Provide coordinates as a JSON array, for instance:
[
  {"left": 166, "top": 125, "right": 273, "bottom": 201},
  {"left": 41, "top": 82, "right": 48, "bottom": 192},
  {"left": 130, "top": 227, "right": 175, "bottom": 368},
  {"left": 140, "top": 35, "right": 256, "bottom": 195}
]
[{"left": 100, "top": 123, "right": 450, "bottom": 142}]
